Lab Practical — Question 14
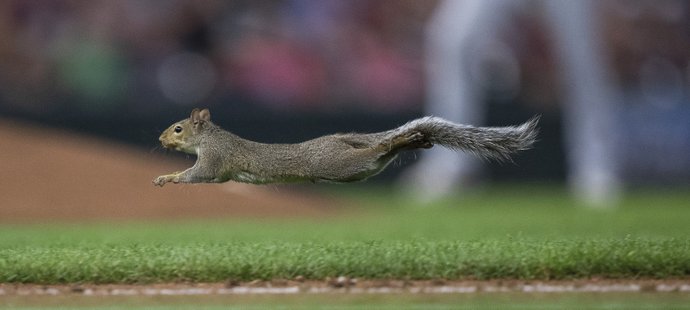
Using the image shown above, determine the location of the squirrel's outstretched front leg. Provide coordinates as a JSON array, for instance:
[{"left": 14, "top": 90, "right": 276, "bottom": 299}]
[
  {"left": 153, "top": 164, "right": 218, "bottom": 187},
  {"left": 153, "top": 172, "right": 182, "bottom": 187}
]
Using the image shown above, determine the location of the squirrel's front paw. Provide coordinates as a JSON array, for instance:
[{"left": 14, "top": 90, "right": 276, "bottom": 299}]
[
  {"left": 153, "top": 174, "right": 179, "bottom": 187},
  {"left": 152, "top": 175, "right": 168, "bottom": 187}
]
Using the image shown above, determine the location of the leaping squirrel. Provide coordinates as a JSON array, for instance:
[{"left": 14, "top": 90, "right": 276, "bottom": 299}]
[{"left": 153, "top": 108, "right": 538, "bottom": 186}]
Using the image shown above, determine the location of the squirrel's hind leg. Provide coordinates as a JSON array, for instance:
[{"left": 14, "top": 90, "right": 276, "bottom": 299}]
[
  {"left": 383, "top": 131, "right": 433, "bottom": 153},
  {"left": 341, "top": 131, "right": 432, "bottom": 182}
]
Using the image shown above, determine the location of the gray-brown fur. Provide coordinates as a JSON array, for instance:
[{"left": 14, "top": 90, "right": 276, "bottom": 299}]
[
  {"left": 153, "top": 109, "right": 539, "bottom": 186},
  {"left": 391, "top": 116, "right": 540, "bottom": 162}
]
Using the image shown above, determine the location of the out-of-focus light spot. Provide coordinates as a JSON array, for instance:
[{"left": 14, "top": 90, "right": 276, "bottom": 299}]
[
  {"left": 469, "top": 40, "right": 521, "bottom": 101},
  {"left": 638, "top": 57, "right": 684, "bottom": 109},
  {"left": 157, "top": 52, "right": 217, "bottom": 105}
]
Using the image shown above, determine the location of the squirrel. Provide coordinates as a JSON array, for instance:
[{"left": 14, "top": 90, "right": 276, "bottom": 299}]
[{"left": 153, "top": 108, "right": 539, "bottom": 187}]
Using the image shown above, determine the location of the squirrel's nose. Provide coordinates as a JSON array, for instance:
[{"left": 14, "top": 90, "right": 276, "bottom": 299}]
[{"left": 158, "top": 135, "right": 169, "bottom": 148}]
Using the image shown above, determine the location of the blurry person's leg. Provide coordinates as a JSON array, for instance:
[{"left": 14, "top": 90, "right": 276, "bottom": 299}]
[
  {"left": 544, "top": 0, "right": 622, "bottom": 207},
  {"left": 399, "top": 0, "right": 514, "bottom": 201}
]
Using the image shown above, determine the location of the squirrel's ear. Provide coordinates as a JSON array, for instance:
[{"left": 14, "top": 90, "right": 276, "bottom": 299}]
[
  {"left": 199, "top": 109, "right": 211, "bottom": 122},
  {"left": 190, "top": 108, "right": 200, "bottom": 121}
]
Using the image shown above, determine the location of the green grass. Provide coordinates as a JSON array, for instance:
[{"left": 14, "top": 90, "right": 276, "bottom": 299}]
[
  {"left": 1, "top": 238, "right": 689, "bottom": 283},
  {"left": 1, "top": 185, "right": 689, "bottom": 283}
]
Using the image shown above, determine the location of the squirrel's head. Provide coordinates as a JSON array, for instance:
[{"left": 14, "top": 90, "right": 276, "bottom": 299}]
[{"left": 159, "top": 108, "right": 212, "bottom": 154}]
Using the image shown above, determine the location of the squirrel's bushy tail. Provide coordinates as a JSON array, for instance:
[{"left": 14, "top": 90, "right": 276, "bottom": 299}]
[{"left": 394, "top": 116, "right": 540, "bottom": 162}]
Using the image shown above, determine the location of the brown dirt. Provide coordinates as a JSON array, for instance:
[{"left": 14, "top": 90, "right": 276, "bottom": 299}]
[
  {"left": 0, "top": 118, "right": 342, "bottom": 223},
  {"left": 1, "top": 279, "right": 689, "bottom": 296}
]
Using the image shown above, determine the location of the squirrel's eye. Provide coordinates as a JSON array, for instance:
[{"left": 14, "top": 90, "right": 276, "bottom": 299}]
[{"left": 174, "top": 126, "right": 183, "bottom": 133}]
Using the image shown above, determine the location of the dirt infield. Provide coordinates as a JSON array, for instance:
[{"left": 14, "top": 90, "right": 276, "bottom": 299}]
[
  {"left": 0, "top": 119, "right": 339, "bottom": 223},
  {"left": 2, "top": 279, "right": 689, "bottom": 296}
]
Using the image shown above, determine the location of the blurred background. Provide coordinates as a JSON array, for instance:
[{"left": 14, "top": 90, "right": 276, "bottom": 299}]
[{"left": 0, "top": 0, "right": 689, "bottom": 219}]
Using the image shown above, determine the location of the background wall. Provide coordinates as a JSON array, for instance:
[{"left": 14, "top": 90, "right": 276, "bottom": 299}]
[{"left": 0, "top": 0, "right": 688, "bottom": 184}]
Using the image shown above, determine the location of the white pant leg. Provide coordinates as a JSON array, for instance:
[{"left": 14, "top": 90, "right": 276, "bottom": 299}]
[
  {"left": 399, "top": 0, "right": 516, "bottom": 200},
  {"left": 543, "top": 0, "right": 622, "bottom": 207}
]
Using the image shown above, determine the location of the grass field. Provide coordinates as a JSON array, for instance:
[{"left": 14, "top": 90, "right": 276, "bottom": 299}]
[{"left": 1, "top": 185, "right": 689, "bottom": 284}]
